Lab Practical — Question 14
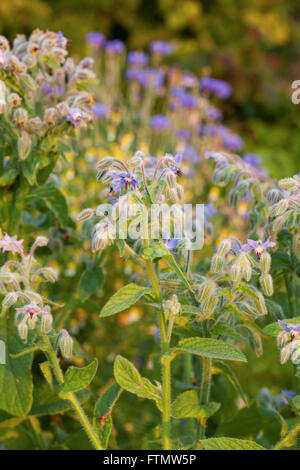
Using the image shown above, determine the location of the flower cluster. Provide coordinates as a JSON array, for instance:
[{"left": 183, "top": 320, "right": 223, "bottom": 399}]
[
  {"left": 0, "top": 233, "right": 73, "bottom": 358},
  {"left": 277, "top": 321, "right": 300, "bottom": 368}
]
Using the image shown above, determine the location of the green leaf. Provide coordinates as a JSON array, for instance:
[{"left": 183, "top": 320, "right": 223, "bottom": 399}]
[
  {"left": 0, "top": 168, "right": 19, "bottom": 186},
  {"left": 78, "top": 266, "right": 104, "bottom": 301},
  {"left": 62, "top": 359, "right": 98, "bottom": 393},
  {"left": 210, "top": 323, "right": 245, "bottom": 341},
  {"left": 175, "top": 337, "right": 247, "bottom": 362},
  {"left": 292, "top": 395, "right": 300, "bottom": 411},
  {"left": 100, "top": 284, "right": 151, "bottom": 318},
  {"left": 199, "top": 437, "right": 266, "bottom": 450},
  {"left": 0, "top": 313, "right": 33, "bottom": 416},
  {"left": 212, "top": 361, "right": 248, "bottom": 404},
  {"left": 39, "top": 361, "right": 52, "bottom": 386},
  {"left": 113, "top": 355, "right": 161, "bottom": 408},
  {"left": 94, "top": 383, "right": 122, "bottom": 419},
  {"left": 171, "top": 390, "right": 220, "bottom": 419},
  {"left": 26, "top": 184, "right": 69, "bottom": 228},
  {"left": 263, "top": 317, "right": 300, "bottom": 337},
  {"left": 142, "top": 242, "right": 170, "bottom": 260},
  {"left": 30, "top": 383, "right": 91, "bottom": 416}
]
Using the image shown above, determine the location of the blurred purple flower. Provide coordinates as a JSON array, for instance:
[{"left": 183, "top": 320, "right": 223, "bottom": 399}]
[
  {"left": 163, "top": 232, "right": 179, "bottom": 253},
  {"left": 127, "top": 51, "right": 149, "bottom": 66},
  {"left": 92, "top": 102, "right": 108, "bottom": 119},
  {"left": 243, "top": 153, "right": 262, "bottom": 167},
  {"left": 171, "top": 87, "right": 196, "bottom": 108},
  {"left": 105, "top": 39, "right": 125, "bottom": 54},
  {"left": 66, "top": 107, "right": 87, "bottom": 127},
  {"left": 176, "top": 129, "right": 191, "bottom": 141},
  {"left": 42, "top": 83, "right": 54, "bottom": 95},
  {"left": 205, "top": 106, "right": 223, "bottom": 121},
  {"left": 149, "top": 40, "right": 172, "bottom": 56},
  {"left": 85, "top": 32, "right": 106, "bottom": 48},
  {"left": 200, "top": 77, "right": 232, "bottom": 99},
  {"left": 150, "top": 114, "right": 171, "bottom": 131},
  {"left": 204, "top": 202, "right": 217, "bottom": 222}
]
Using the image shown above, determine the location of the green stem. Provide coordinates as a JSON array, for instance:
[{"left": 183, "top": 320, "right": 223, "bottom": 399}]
[
  {"left": 197, "top": 357, "right": 212, "bottom": 442},
  {"left": 44, "top": 336, "right": 103, "bottom": 450},
  {"left": 284, "top": 274, "right": 295, "bottom": 317},
  {"left": 145, "top": 259, "right": 171, "bottom": 450}
]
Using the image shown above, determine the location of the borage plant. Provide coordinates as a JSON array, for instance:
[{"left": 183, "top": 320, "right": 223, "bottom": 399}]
[
  {"left": 78, "top": 150, "right": 278, "bottom": 450},
  {"left": 0, "top": 234, "right": 116, "bottom": 450}
]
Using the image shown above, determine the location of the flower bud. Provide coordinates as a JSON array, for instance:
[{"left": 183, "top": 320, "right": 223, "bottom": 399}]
[
  {"left": 41, "top": 267, "right": 58, "bottom": 283},
  {"left": 217, "top": 239, "right": 231, "bottom": 257},
  {"left": 202, "top": 295, "right": 218, "bottom": 317},
  {"left": 176, "top": 184, "right": 184, "bottom": 200},
  {"left": 0, "top": 80, "right": 7, "bottom": 114},
  {"left": 19, "top": 73, "right": 37, "bottom": 92},
  {"left": 77, "top": 208, "right": 95, "bottom": 221},
  {"left": 127, "top": 156, "right": 143, "bottom": 169},
  {"left": 166, "top": 170, "right": 176, "bottom": 189},
  {"left": 269, "top": 199, "right": 289, "bottom": 217},
  {"left": 35, "top": 236, "right": 49, "bottom": 247},
  {"left": 40, "top": 312, "right": 53, "bottom": 334},
  {"left": 2, "top": 292, "right": 18, "bottom": 308},
  {"left": 58, "top": 330, "right": 73, "bottom": 359},
  {"left": 211, "top": 254, "right": 224, "bottom": 273},
  {"left": 260, "top": 251, "right": 271, "bottom": 274},
  {"left": 231, "top": 263, "right": 242, "bottom": 284},
  {"left": 280, "top": 342, "right": 293, "bottom": 364},
  {"left": 17, "top": 131, "right": 32, "bottom": 160},
  {"left": 162, "top": 294, "right": 181, "bottom": 316},
  {"left": 277, "top": 331, "right": 289, "bottom": 348},
  {"left": 240, "top": 255, "right": 252, "bottom": 282},
  {"left": 291, "top": 341, "right": 300, "bottom": 365},
  {"left": 169, "top": 187, "right": 179, "bottom": 203},
  {"left": 28, "top": 315, "right": 38, "bottom": 330},
  {"left": 198, "top": 280, "right": 216, "bottom": 303},
  {"left": 279, "top": 177, "right": 298, "bottom": 190},
  {"left": 96, "top": 157, "right": 115, "bottom": 170},
  {"left": 18, "top": 322, "right": 28, "bottom": 342},
  {"left": 260, "top": 274, "right": 274, "bottom": 297},
  {"left": 267, "top": 189, "right": 282, "bottom": 204},
  {"left": 57, "top": 101, "right": 69, "bottom": 117}
]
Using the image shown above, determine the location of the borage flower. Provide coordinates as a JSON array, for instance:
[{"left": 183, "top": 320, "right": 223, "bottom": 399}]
[
  {"left": 0, "top": 233, "right": 24, "bottom": 254},
  {"left": 149, "top": 40, "right": 172, "bottom": 56},
  {"left": 278, "top": 320, "right": 300, "bottom": 340},
  {"left": 200, "top": 77, "right": 232, "bottom": 99},
  {"left": 163, "top": 233, "right": 179, "bottom": 253},
  {"left": 241, "top": 237, "right": 275, "bottom": 259},
  {"left": 66, "top": 106, "right": 89, "bottom": 127},
  {"left": 85, "top": 32, "right": 106, "bottom": 48},
  {"left": 16, "top": 303, "right": 41, "bottom": 318},
  {"left": 109, "top": 172, "right": 140, "bottom": 192}
]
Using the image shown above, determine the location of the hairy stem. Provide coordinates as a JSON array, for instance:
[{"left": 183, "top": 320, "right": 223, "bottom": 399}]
[{"left": 44, "top": 336, "right": 103, "bottom": 450}]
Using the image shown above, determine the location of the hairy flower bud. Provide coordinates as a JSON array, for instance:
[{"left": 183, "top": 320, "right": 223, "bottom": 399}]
[
  {"left": 40, "top": 311, "right": 53, "bottom": 334},
  {"left": 198, "top": 280, "right": 216, "bottom": 303},
  {"left": 169, "top": 187, "right": 179, "bottom": 203},
  {"left": 166, "top": 170, "right": 177, "bottom": 189},
  {"left": 280, "top": 342, "right": 293, "bottom": 364},
  {"left": 58, "top": 329, "right": 73, "bottom": 359},
  {"left": 279, "top": 177, "right": 298, "bottom": 190},
  {"left": 96, "top": 157, "right": 115, "bottom": 170},
  {"left": 0, "top": 80, "right": 7, "bottom": 114},
  {"left": 217, "top": 239, "right": 231, "bottom": 257},
  {"left": 260, "top": 251, "right": 271, "bottom": 274},
  {"left": 2, "top": 292, "right": 18, "bottom": 308},
  {"left": 269, "top": 199, "right": 289, "bottom": 217},
  {"left": 35, "top": 236, "right": 49, "bottom": 247},
  {"left": 77, "top": 208, "right": 95, "bottom": 221},
  {"left": 202, "top": 295, "right": 218, "bottom": 317},
  {"left": 127, "top": 156, "right": 143, "bottom": 169},
  {"left": 231, "top": 263, "right": 242, "bottom": 284},
  {"left": 277, "top": 330, "right": 289, "bottom": 348},
  {"left": 176, "top": 184, "right": 184, "bottom": 200},
  {"left": 260, "top": 274, "right": 274, "bottom": 297},
  {"left": 17, "top": 131, "right": 32, "bottom": 160},
  {"left": 267, "top": 189, "right": 282, "bottom": 204},
  {"left": 162, "top": 294, "right": 181, "bottom": 316},
  {"left": 41, "top": 267, "right": 58, "bottom": 283},
  {"left": 18, "top": 322, "right": 28, "bottom": 342},
  {"left": 291, "top": 341, "right": 300, "bottom": 365},
  {"left": 211, "top": 254, "right": 224, "bottom": 273}
]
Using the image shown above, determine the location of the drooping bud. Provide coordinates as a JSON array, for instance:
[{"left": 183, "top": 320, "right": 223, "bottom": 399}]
[
  {"left": 41, "top": 267, "right": 58, "bottom": 283},
  {"left": 280, "top": 342, "right": 293, "bottom": 364},
  {"left": 0, "top": 80, "right": 7, "bottom": 114},
  {"left": 260, "top": 274, "right": 274, "bottom": 297},
  {"left": 77, "top": 208, "right": 95, "bottom": 221},
  {"left": 197, "top": 280, "right": 216, "bottom": 303},
  {"left": 40, "top": 311, "right": 53, "bottom": 334},
  {"left": 291, "top": 341, "right": 300, "bottom": 365},
  {"left": 166, "top": 170, "right": 176, "bottom": 189},
  {"left": 169, "top": 187, "right": 179, "bottom": 203},
  {"left": 17, "top": 131, "right": 32, "bottom": 160},
  {"left": 240, "top": 254, "right": 252, "bottom": 282},
  {"left": 211, "top": 254, "right": 224, "bottom": 273},
  {"left": 267, "top": 189, "right": 282, "bottom": 204},
  {"left": 127, "top": 156, "right": 143, "bottom": 169},
  {"left": 217, "top": 239, "right": 231, "bottom": 257},
  {"left": 202, "top": 295, "right": 218, "bottom": 318},
  {"left": 96, "top": 157, "right": 115, "bottom": 170},
  {"left": 18, "top": 322, "right": 28, "bottom": 342},
  {"left": 231, "top": 263, "right": 242, "bottom": 284},
  {"left": 176, "top": 184, "right": 184, "bottom": 200},
  {"left": 2, "top": 292, "right": 18, "bottom": 308},
  {"left": 279, "top": 177, "right": 298, "bottom": 190},
  {"left": 35, "top": 236, "right": 49, "bottom": 247},
  {"left": 269, "top": 199, "right": 289, "bottom": 217},
  {"left": 260, "top": 251, "right": 271, "bottom": 274},
  {"left": 58, "top": 329, "right": 73, "bottom": 359},
  {"left": 277, "top": 330, "right": 289, "bottom": 348}
]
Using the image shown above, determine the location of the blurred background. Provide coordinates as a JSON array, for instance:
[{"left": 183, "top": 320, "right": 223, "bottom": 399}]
[{"left": 0, "top": 0, "right": 300, "bottom": 177}]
